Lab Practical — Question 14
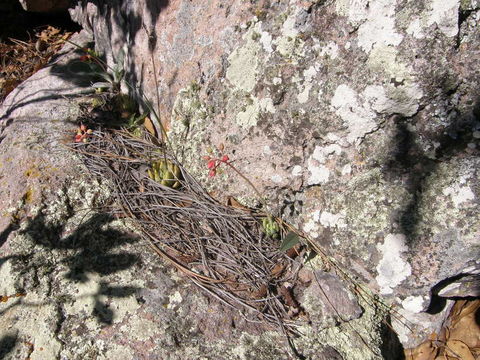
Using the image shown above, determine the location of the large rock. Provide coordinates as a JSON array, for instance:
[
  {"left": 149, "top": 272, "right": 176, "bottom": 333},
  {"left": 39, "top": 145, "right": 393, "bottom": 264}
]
[
  {"left": 0, "top": 31, "right": 396, "bottom": 359},
  {"left": 68, "top": 0, "right": 480, "bottom": 349}
]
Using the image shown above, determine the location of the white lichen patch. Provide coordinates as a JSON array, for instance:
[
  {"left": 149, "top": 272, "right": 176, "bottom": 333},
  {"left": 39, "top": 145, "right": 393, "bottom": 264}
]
[
  {"left": 318, "top": 41, "right": 339, "bottom": 59},
  {"left": 312, "top": 144, "right": 343, "bottom": 163},
  {"left": 335, "top": 0, "right": 369, "bottom": 26},
  {"left": 292, "top": 165, "right": 303, "bottom": 176},
  {"left": 319, "top": 211, "right": 347, "bottom": 229},
  {"left": 270, "top": 174, "right": 283, "bottom": 183},
  {"left": 167, "top": 290, "right": 183, "bottom": 309},
  {"left": 307, "top": 144, "right": 343, "bottom": 185},
  {"left": 63, "top": 271, "right": 141, "bottom": 325},
  {"left": 341, "top": 164, "right": 352, "bottom": 176},
  {"left": 376, "top": 234, "right": 412, "bottom": 295},
  {"left": 331, "top": 84, "right": 378, "bottom": 145},
  {"left": 365, "top": 45, "right": 423, "bottom": 116},
  {"left": 407, "top": 0, "right": 460, "bottom": 38},
  {"left": 307, "top": 164, "right": 330, "bottom": 185},
  {"left": 303, "top": 210, "right": 321, "bottom": 238},
  {"left": 355, "top": 0, "right": 403, "bottom": 53},
  {"left": 259, "top": 30, "right": 274, "bottom": 53},
  {"left": 442, "top": 183, "right": 476, "bottom": 207},
  {"left": 0, "top": 265, "right": 62, "bottom": 360},
  {"left": 64, "top": 272, "right": 102, "bottom": 319},
  {"left": 297, "top": 65, "right": 319, "bottom": 104},
  {"left": 401, "top": 295, "right": 426, "bottom": 313},
  {"left": 120, "top": 316, "right": 160, "bottom": 341},
  {"left": 109, "top": 290, "right": 142, "bottom": 324},
  {"left": 0, "top": 259, "right": 16, "bottom": 294},
  {"left": 363, "top": 82, "right": 423, "bottom": 117}
]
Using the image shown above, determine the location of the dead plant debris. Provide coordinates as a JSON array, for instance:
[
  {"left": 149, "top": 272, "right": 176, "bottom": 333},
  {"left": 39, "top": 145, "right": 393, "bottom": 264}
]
[
  {"left": 405, "top": 299, "right": 480, "bottom": 359},
  {"left": 69, "top": 129, "right": 309, "bottom": 334},
  {"left": 0, "top": 25, "right": 72, "bottom": 103}
]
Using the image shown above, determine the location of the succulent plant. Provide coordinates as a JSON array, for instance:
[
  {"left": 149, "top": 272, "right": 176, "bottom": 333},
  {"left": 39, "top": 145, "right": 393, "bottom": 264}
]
[
  {"left": 262, "top": 216, "right": 280, "bottom": 239},
  {"left": 147, "top": 159, "right": 182, "bottom": 189}
]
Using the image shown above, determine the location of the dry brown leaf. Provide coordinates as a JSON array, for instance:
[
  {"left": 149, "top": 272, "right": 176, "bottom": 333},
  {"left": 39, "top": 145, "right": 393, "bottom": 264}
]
[
  {"left": 445, "top": 339, "right": 475, "bottom": 360},
  {"left": 226, "top": 196, "right": 250, "bottom": 211},
  {"left": 404, "top": 340, "right": 438, "bottom": 360},
  {"left": 143, "top": 116, "right": 156, "bottom": 136},
  {"left": 448, "top": 300, "right": 480, "bottom": 349},
  {"left": 251, "top": 284, "right": 267, "bottom": 299},
  {"left": 270, "top": 263, "right": 285, "bottom": 278}
]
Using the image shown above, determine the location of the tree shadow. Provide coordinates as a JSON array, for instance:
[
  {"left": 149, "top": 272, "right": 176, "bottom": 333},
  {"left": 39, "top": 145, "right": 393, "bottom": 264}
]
[
  {"left": 380, "top": 315, "right": 405, "bottom": 360},
  {"left": 56, "top": 0, "right": 169, "bottom": 86},
  {"left": 382, "top": 97, "right": 479, "bottom": 246},
  {"left": 0, "top": 223, "right": 18, "bottom": 248},
  {"left": 47, "top": 0, "right": 170, "bottom": 114},
  {"left": 0, "top": 333, "right": 17, "bottom": 360},
  {"left": 16, "top": 212, "right": 141, "bottom": 324}
]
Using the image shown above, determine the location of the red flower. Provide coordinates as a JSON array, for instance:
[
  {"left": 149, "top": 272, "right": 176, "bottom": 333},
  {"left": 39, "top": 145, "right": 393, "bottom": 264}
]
[
  {"left": 203, "top": 152, "right": 230, "bottom": 178},
  {"left": 74, "top": 123, "right": 92, "bottom": 143},
  {"left": 207, "top": 160, "right": 216, "bottom": 169}
]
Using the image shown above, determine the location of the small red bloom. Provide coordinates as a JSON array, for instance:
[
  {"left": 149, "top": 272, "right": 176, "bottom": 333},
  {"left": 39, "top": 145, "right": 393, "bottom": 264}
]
[
  {"left": 74, "top": 123, "right": 92, "bottom": 143},
  {"left": 207, "top": 160, "right": 216, "bottom": 169},
  {"left": 204, "top": 151, "right": 231, "bottom": 178}
]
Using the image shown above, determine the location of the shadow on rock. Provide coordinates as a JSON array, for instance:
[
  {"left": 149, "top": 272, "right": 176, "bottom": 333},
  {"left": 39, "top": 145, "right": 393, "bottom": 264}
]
[
  {"left": 49, "top": 0, "right": 170, "bottom": 113},
  {"left": 0, "top": 333, "right": 17, "bottom": 360},
  {"left": 382, "top": 97, "right": 480, "bottom": 246},
  {"left": 380, "top": 315, "right": 405, "bottom": 360},
  {"left": 19, "top": 212, "right": 141, "bottom": 324}
]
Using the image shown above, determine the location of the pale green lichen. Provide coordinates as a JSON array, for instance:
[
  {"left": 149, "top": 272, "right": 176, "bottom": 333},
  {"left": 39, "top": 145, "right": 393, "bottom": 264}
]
[
  {"left": 226, "top": 24, "right": 263, "bottom": 92},
  {"left": 236, "top": 96, "right": 275, "bottom": 129}
]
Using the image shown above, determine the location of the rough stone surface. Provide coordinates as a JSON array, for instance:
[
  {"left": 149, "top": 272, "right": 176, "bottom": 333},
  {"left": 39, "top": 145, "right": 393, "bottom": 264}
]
[
  {"left": 12, "top": 0, "right": 480, "bottom": 352},
  {"left": 0, "top": 31, "right": 392, "bottom": 359}
]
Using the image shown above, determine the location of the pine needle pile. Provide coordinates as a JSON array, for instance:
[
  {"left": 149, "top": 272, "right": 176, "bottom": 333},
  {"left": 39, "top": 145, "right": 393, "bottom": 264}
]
[{"left": 72, "top": 129, "right": 305, "bottom": 333}]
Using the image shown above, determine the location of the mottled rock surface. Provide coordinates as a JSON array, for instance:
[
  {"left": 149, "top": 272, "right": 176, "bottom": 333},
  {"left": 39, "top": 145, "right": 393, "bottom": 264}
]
[
  {"left": 0, "top": 31, "right": 391, "bottom": 359},
  {"left": 69, "top": 0, "right": 480, "bottom": 349}
]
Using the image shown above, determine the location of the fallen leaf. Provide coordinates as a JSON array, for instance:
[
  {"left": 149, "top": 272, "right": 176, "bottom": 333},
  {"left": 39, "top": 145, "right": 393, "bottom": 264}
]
[
  {"left": 279, "top": 285, "right": 300, "bottom": 308},
  {"left": 226, "top": 196, "right": 250, "bottom": 211},
  {"left": 143, "top": 116, "right": 156, "bottom": 136},
  {"left": 445, "top": 340, "right": 475, "bottom": 360},
  {"left": 270, "top": 263, "right": 285, "bottom": 278},
  {"left": 404, "top": 340, "right": 438, "bottom": 360}
]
